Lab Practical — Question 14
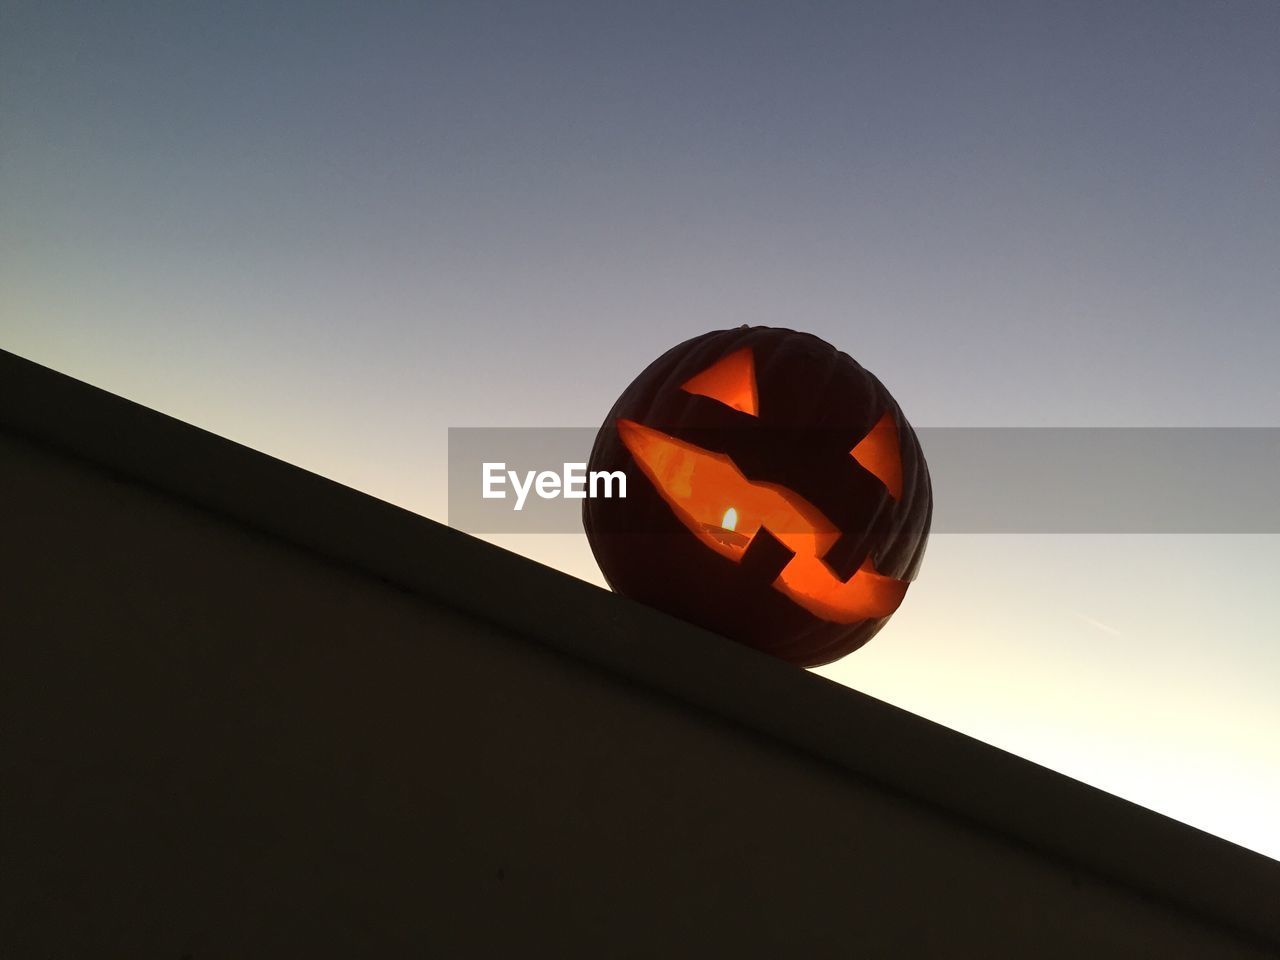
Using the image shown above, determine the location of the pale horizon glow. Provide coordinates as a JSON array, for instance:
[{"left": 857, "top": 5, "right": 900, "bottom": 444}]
[{"left": 2, "top": 2, "right": 1277, "bottom": 861}]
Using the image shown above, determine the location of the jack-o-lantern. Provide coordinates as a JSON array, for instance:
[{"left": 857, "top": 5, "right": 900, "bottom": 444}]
[{"left": 583, "top": 326, "right": 931, "bottom": 667}]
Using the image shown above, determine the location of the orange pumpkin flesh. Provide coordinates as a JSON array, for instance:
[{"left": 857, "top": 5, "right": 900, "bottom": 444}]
[
  {"left": 583, "top": 326, "right": 931, "bottom": 666},
  {"left": 617, "top": 418, "right": 908, "bottom": 623}
]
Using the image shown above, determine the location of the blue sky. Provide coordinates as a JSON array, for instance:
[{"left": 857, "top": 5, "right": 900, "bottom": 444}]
[{"left": 3, "top": 1, "right": 1278, "bottom": 857}]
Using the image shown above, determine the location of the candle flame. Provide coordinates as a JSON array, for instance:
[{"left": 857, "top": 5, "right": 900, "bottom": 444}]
[{"left": 721, "top": 506, "right": 738, "bottom": 532}]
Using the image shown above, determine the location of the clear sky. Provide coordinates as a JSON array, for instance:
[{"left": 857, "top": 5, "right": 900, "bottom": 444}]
[{"left": 3, "top": 2, "right": 1278, "bottom": 858}]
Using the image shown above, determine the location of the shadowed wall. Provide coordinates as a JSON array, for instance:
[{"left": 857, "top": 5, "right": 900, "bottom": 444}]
[{"left": 2, "top": 427, "right": 1275, "bottom": 956}]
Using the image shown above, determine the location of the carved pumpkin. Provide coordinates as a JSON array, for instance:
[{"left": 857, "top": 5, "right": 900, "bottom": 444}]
[{"left": 583, "top": 326, "right": 931, "bottom": 666}]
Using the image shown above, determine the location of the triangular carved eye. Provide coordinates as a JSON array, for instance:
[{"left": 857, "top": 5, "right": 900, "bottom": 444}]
[
  {"left": 681, "top": 347, "right": 758, "bottom": 416},
  {"left": 850, "top": 411, "right": 903, "bottom": 500}
]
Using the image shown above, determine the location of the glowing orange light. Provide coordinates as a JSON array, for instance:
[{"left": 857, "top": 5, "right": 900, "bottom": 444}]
[
  {"left": 618, "top": 419, "right": 908, "bottom": 623},
  {"left": 850, "top": 411, "right": 903, "bottom": 500},
  {"left": 681, "top": 347, "right": 759, "bottom": 416}
]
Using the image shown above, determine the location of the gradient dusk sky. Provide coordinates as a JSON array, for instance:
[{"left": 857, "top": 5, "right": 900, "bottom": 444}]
[{"left": 3, "top": 2, "right": 1278, "bottom": 858}]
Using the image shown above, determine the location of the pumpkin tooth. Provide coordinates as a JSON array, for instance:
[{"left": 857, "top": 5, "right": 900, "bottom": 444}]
[{"left": 739, "top": 526, "right": 795, "bottom": 585}]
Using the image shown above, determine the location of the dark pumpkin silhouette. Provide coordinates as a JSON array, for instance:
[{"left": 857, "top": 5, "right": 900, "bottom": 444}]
[{"left": 583, "top": 326, "right": 931, "bottom": 666}]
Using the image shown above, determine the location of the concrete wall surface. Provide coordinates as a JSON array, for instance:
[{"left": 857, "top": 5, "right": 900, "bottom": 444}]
[{"left": 3, "top": 424, "right": 1278, "bottom": 956}]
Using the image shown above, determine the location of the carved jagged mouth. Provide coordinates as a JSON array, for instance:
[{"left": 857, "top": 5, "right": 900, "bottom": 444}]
[{"left": 617, "top": 419, "right": 908, "bottom": 624}]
